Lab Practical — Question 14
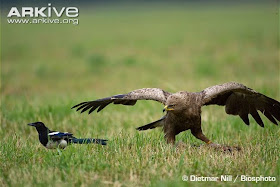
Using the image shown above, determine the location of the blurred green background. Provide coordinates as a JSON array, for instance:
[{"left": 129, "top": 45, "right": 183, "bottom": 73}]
[{"left": 1, "top": 2, "right": 279, "bottom": 186}]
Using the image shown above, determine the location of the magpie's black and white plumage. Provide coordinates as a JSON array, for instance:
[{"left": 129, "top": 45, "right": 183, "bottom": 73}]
[{"left": 28, "top": 122, "right": 107, "bottom": 149}]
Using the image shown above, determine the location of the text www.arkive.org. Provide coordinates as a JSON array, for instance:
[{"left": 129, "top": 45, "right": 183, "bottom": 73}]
[
  {"left": 7, "top": 18, "right": 79, "bottom": 25},
  {"left": 6, "top": 3, "right": 79, "bottom": 25}
]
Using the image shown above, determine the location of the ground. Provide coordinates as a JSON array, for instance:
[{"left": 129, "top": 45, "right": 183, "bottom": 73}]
[{"left": 1, "top": 3, "right": 279, "bottom": 187}]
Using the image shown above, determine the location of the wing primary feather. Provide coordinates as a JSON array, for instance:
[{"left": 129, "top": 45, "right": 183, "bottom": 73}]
[
  {"left": 267, "top": 108, "right": 280, "bottom": 122},
  {"left": 250, "top": 108, "right": 264, "bottom": 127},
  {"left": 263, "top": 111, "right": 278, "bottom": 125},
  {"left": 88, "top": 105, "right": 100, "bottom": 114},
  {"left": 239, "top": 113, "right": 250, "bottom": 125},
  {"left": 97, "top": 102, "right": 111, "bottom": 112},
  {"left": 71, "top": 102, "right": 87, "bottom": 109},
  {"left": 266, "top": 98, "right": 280, "bottom": 121},
  {"left": 81, "top": 103, "right": 95, "bottom": 113},
  {"left": 76, "top": 103, "right": 91, "bottom": 112}
]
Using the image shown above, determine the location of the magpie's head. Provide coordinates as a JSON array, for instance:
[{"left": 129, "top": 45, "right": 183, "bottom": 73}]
[{"left": 28, "top": 122, "right": 48, "bottom": 132}]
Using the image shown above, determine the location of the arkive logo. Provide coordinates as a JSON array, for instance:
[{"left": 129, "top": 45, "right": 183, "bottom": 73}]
[
  {"left": 6, "top": 3, "right": 79, "bottom": 25},
  {"left": 7, "top": 3, "right": 79, "bottom": 18}
]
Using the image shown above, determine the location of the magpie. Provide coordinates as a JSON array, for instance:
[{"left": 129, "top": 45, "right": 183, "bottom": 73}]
[{"left": 28, "top": 122, "right": 107, "bottom": 149}]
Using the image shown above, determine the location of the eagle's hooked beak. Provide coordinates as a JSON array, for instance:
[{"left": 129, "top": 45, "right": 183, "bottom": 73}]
[{"left": 163, "top": 105, "right": 174, "bottom": 112}]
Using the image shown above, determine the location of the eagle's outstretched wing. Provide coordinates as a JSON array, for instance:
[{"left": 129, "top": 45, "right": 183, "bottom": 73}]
[
  {"left": 202, "top": 82, "right": 280, "bottom": 127},
  {"left": 72, "top": 88, "right": 171, "bottom": 114}
]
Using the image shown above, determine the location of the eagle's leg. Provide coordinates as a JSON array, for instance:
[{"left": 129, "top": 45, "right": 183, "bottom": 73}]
[
  {"left": 190, "top": 128, "right": 212, "bottom": 144},
  {"left": 164, "top": 132, "right": 175, "bottom": 144},
  {"left": 191, "top": 128, "right": 237, "bottom": 152}
]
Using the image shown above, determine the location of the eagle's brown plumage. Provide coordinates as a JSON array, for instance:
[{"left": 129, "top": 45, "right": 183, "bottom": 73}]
[{"left": 72, "top": 82, "right": 279, "bottom": 146}]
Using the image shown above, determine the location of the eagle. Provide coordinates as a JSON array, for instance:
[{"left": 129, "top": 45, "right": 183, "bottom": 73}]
[{"left": 72, "top": 82, "right": 279, "bottom": 147}]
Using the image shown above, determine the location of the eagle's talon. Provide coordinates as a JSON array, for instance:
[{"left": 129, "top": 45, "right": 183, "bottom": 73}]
[{"left": 207, "top": 143, "right": 240, "bottom": 152}]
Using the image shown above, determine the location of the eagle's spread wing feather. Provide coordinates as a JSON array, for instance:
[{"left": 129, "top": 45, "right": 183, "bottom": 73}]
[
  {"left": 202, "top": 82, "right": 280, "bottom": 127},
  {"left": 72, "top": 88, "right": 170, "bottom": 114}
]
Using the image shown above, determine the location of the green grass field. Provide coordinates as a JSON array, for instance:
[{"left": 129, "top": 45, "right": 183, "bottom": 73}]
[{"left": 1, "top": 3, "right": 279, "bottom": 187}]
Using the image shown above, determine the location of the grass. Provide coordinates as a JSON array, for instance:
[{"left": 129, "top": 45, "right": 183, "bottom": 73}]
[{"left": 1, "top": 3, "right": 279, "bottom": 187}]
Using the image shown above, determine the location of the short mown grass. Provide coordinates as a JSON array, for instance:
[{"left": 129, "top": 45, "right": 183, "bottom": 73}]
[{"left": 1, "top": 3, "right": 279, "bottom": 187}]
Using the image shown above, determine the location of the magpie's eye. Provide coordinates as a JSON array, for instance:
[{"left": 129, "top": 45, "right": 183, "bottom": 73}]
[{"left": 169, "top": 104, "right": 175, "bottom": 107}]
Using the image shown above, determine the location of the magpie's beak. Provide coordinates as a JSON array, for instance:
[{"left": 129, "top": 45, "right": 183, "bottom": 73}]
[
  {"left": 28, "top": 123, "right": 35, "bottom": 127},
  {"left": 163, "top": 105, "right": 174, "bottom": 112}
]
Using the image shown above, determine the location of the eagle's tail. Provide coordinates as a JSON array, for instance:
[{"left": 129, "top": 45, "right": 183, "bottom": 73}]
[
  {"left": 70, "top": 138, "right": 107, "bottom": 145},
  {"left": 136, "top": 116, "right": 166, "bottom": 131}
]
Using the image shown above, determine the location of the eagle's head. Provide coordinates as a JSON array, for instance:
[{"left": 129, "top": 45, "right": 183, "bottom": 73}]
[{"left": 163, "top": 92, "right": 187, "bottom": 113}]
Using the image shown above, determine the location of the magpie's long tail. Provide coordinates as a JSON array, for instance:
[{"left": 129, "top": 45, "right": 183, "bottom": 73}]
[
  {"left": 70, "top": 138, "right": 107, "bottom": 145},
  {"left": 136, "top": 116, "right": 166, "bottom": 131}
]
